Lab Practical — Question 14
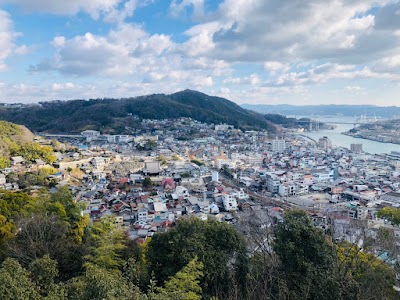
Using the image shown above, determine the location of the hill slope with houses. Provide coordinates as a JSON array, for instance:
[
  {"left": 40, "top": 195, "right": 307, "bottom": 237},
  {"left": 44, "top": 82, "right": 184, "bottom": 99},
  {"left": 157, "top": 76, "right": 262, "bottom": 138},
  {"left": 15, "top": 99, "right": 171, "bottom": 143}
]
[{"left": 0, "top": 90, "right": 277, "bottom": 134}]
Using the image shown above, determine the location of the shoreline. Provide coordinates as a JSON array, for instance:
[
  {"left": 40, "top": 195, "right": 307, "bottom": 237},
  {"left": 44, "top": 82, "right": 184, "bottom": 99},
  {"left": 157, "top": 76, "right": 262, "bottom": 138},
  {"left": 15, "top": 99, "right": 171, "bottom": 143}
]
[{"left": 341, "top": 132, "right": 400, "bottom": 146}]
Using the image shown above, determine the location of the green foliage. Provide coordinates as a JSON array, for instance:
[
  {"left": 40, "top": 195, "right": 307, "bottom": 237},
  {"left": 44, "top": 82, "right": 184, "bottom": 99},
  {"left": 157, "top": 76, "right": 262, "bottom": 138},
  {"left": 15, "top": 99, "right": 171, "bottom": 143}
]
[
  {"left": 84, "top": 217, "right": 126, "bottom": 270},
  {"left": 0, "top": 156, "right": 10, "bottom": 168},
  {"left": 157, "top": 155, "right": 167, "bottom": 165},
  {"left": 180, "top": 172, "right": 191, "bottom": 178},
  {"left": 29, "top": 255, "right": 66, "bottom": 299},
  {"left": 156, "top": 257, "right": 203, "bottom": 300},
  {"left": 0, "top": 191, "right": 35, "bottom": 246},
  {"left": 0, "top": 258, "right": 40, "bottom": 300},
  {"left": 143, "top": 177, "right": 152, "bottom": 188},
  {"left": 337, "top": 242, "right": 397, "bottom": 300},
  {"left": 49, "top": 186, "right": 87, "bottom": 241},
  {"left": 377, "top": 206, "right": 400, "bottom": 225},
  {"left": 65, "top": 264, "right": 146, "bottom": 300},
  {"left": 0, "top": 90, "right": 276, "bottom": 133},
  {"left": 274, "top": 210, "right": 340, "bottom": 300},
  {"left": 147, "top": 217, "right": 248, "bottom": 298},
  {"left": 190, "top": 159, "right": 204, "bottom": 166},
  {"left": 12, "top": 142, "right": 56, "bottom": 164},
  {"left": 16, "top": 167, "right": 57, "bottom": 189}
]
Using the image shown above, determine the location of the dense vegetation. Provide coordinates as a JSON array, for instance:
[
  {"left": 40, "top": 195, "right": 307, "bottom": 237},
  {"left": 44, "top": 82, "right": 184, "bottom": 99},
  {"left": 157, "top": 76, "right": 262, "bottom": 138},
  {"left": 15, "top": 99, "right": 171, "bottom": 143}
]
[
  {"left": 264, "top": 114, "right": 313, "bottom": 129},
  {"left": 0, "top": 120, "right": 55, "bottom": 168},
  {"left": 0, "top": 186, "right": 397, "bottom": 300},
  {"left": 0, "top": 90, "right": 277, "bottom": 134}
]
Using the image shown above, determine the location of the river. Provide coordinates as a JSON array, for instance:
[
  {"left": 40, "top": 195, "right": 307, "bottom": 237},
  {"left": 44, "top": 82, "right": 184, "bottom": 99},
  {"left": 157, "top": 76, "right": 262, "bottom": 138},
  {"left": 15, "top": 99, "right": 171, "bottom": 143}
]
[{"left": 296, "top": 115, "right": 400, "bottom": 155}]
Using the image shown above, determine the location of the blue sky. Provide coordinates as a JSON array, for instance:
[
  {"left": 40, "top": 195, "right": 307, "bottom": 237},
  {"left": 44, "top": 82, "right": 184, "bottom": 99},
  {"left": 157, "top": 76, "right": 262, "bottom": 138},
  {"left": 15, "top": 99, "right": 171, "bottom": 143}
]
[{"left": 1, "top": 0, "right": 400, "bottom": 105}]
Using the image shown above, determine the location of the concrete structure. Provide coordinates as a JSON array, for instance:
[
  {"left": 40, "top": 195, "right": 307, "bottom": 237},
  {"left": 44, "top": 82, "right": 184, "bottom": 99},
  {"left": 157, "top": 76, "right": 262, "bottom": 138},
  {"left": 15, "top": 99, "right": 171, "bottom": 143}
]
[
  {"left": 272, "top": 138, "right": 286, "bottom": 153},
  {"left": 350, "top": 143, "right": 363, "bottom": 153},
  {"left": 222, "top": 194, "right": 238, "bottom": 211},
  {"left": 211, "top": 170, "right": 219, "bottom": 182},
  {"left": 318, "top": 136, "right": 332, "bottom": 149}
]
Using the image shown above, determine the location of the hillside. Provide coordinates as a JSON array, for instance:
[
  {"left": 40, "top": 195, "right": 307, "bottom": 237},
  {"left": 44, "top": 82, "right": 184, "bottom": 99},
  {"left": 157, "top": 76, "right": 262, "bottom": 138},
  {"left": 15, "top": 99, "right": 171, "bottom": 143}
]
[
  {"left": 0, "top": 120, "right": 56, "bottom": 168},
  {"left": 0, "top": 90, "right": 276, "bottom": 134},
  {"left": 0, "top": 121, "right": 33, "bottom": 157}
]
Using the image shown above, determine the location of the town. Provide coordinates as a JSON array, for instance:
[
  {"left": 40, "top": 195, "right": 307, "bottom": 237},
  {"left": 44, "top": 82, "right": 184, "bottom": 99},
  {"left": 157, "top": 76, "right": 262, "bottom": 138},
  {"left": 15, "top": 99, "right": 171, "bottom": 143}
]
[{"left": 3, "top": 117, "right": 399, "bottom": 251}]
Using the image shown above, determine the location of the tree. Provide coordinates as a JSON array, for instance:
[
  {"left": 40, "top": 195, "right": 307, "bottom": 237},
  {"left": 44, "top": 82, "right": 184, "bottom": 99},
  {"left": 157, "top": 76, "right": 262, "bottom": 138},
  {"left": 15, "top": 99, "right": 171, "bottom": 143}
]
[
  {"left": 147, "top": 217, "right": 248, "bottom": 299},
  {"left": 0, "top": 191, "right": 35, "bottom": 249},
  {"left": 377, "top": 207, "right": 400, "bottom": 225},
  {"left": 49, "top": 185, "right": 88, "bottom": 242},
  {"left": 337, "top": 242, "right": 397, "bottom": 300},
  {"left": 143, "top": 177, "right": 152, "bottom": 189},
  {"left": 83, "top": 217, "right": 126, "bottom": 270},
  {"left": 11, "top": 142, "right": 56, "bottom": 164},
  {"left": 273, "top": 210, "right": 340, "bottom": 300},
  {"left": 0, "top": 258, "right": 40, "bottom": 300},
  {"left": 65, "top": 264, "right": 146, "bottom": 300},
  {"left": 29, "top": 255, "right": 66, "bottom": 299},
  {"left": 0, "top": 156, "right": 10, "bottom": 168},
  {"left": 5, "top": 214, "right": 84, "bottom": 280},
  {"left": 154, "top": 257, "right": 203, "bottom": 300}
]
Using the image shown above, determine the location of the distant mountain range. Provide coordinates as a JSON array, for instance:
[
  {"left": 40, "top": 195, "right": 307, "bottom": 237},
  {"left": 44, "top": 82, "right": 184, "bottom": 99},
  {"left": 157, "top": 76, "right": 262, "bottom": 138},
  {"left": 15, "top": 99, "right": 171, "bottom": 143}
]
[
  {"left": 0, "top": 90, "right": 277, "bottom": 134},
  {"left": 242, "top": 104, "right": 400, "bottom": 118}
]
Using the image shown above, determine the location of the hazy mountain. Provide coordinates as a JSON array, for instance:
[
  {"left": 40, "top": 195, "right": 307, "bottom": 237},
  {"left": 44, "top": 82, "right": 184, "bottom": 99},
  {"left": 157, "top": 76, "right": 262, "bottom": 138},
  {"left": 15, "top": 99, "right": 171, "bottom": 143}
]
[{"left": 242, "top": 104, "right": 400, "bottom": 118}]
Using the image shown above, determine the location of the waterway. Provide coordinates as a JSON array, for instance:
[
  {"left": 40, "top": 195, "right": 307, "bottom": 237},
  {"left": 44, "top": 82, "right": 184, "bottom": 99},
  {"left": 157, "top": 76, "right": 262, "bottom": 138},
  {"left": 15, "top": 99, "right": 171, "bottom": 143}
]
[{"left": 297, "top": 115, "right": 400, "bottom": 155}]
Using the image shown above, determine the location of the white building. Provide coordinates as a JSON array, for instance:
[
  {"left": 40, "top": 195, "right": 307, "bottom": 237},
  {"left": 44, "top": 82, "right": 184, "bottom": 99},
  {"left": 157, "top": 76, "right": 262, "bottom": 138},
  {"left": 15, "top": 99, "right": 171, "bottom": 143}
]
[
  {"left": 233, "top": 188, "right": 249, "bottom": 200},
  {"left": 272, "top": 138, "right": 286, "bottom": 153},
  {"left": 222, "top": 194, "right": 238, "bottom": 211},
  {"left": 81, "top": 130, "right": 101, "bottom": 142},
  {"left": 211, "top": 170, "right": 219, "bottom": 182},
  {"left": 176, "top": 186, "right": 189, "bottom": 199},
  {"left": 279, "top": 183, "right": 296, "bottom": 197},
  {"left": 137, "top": 208, "right": 148, "bottom": 223}
]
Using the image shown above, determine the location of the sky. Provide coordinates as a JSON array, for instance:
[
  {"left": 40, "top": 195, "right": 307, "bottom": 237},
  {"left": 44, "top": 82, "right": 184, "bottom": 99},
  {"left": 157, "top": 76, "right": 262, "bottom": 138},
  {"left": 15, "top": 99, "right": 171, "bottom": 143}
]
[{"left": 1, "top": 0, "right": 400, "bottom": 106}]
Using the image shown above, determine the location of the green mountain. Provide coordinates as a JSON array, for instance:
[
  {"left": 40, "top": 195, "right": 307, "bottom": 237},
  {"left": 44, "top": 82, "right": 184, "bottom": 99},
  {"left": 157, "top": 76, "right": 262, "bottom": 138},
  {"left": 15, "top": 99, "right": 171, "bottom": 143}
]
[{"left": 0, "top": 90, "right": 276, "bottom": 134}]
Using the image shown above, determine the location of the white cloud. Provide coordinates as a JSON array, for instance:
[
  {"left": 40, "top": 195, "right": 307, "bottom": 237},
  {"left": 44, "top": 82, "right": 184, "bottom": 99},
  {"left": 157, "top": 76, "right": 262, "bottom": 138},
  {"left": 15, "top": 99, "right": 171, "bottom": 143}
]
[
  {"left": 0, "top": 0, "right": 140, "bottom": 20},
  {"left": 31, "top": 24, "right": 174, "bottom": 76},
  {"left": 103, "top": 0, "right": 137, "bottom": 23},
  {"left": 266, "top": 63, "right": 392, "bottom": 87},
  {"left": 0, "top": 10, "right": 17, "bottom": 70},
  {"left": 263, "top": 61, "right": 290, "bottom": 75},
  {"left": 223, "top": 73, "right": 260, "bottom": 86},
  {"left": 52, "top": 82, "right": 75, "bottom": 91},
  {"left": 170, "top": 0, "right": 205, "bottom": 19},
  {"left": 180, "top": 0, "right": 397, "bottom": 65}
]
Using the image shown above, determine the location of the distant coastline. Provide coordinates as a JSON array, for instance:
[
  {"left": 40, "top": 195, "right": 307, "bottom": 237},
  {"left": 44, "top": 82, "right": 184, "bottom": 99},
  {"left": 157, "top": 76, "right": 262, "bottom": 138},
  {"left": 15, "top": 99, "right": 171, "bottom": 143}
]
[{"left": 342, "top": 132, "right": 400, "bottom": 146}]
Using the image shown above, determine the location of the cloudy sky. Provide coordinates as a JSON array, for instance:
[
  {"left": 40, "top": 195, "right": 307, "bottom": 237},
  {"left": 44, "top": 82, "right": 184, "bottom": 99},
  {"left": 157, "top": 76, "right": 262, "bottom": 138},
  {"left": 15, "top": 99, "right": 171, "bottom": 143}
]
[{"left": 1, "top": 0, "right": 400, "bottom": 105}]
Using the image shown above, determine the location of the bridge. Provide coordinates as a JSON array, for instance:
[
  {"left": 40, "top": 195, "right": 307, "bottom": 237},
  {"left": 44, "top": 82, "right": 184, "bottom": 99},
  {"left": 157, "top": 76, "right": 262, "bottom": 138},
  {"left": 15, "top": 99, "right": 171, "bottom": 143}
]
[
  {"left": 294, "top": 114, "right": 380, "bottom": 131},
  {"left": 40, "top": 133, "right": 84, "bottom": 139}
]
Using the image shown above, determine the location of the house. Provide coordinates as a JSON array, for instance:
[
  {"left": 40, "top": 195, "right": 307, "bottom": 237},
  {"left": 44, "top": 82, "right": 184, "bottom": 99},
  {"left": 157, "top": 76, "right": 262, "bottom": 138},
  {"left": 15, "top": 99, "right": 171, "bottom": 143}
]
[
  {"left": 11, "top": 156, "right": 25, "bottom": 166},
  {"left": 90, "top": 157, "right": 107, "bottom": 169},
  {"left": 222, "top": 194, "right": 238, "bottom": 211},
  {"left": 143, "top": 161, "right": 161, "bottom": 175},
  {"left": 0, "top": 174, "right": 6, "bottom": 185},
  {"left": 137, "top": 208, "right": 148, "bottom": 223}
]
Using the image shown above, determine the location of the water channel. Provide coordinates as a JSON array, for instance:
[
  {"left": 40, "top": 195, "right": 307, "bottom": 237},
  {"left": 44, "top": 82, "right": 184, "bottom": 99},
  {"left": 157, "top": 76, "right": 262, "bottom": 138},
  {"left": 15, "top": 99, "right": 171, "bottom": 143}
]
[{"left": 297, "top": 115, "right": 400, "bottom": 155}]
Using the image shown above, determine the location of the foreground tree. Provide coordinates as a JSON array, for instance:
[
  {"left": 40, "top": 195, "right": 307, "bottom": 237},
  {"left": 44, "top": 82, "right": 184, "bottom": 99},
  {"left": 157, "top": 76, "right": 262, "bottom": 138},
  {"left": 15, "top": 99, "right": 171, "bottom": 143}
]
[
  {"left": 274, "top": 210, "right": 341, "bottom": 300},
  {"left": 147, "top": 217, "right": 248, "bottom": 299},
  {"left": 337, "top": 242, "right": 397, "bottom": 300},
  {"left": 6, "top": 214, "right": 84, "bottom": 279},
  {"left": 154, "top": 257, "right": 204, "bottom": 300},
  {"left": 0, "top": 258, "right": 39, "bottom": 300},
  {"left": 65, "top": 264, "right": 146, "bottom": 300}
]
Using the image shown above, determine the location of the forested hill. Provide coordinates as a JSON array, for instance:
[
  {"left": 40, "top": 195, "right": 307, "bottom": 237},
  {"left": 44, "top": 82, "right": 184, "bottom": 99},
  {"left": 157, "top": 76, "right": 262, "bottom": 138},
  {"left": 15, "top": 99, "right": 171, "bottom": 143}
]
[{"left": 0, "top": 90, "right": 276, "bottom": 134}]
